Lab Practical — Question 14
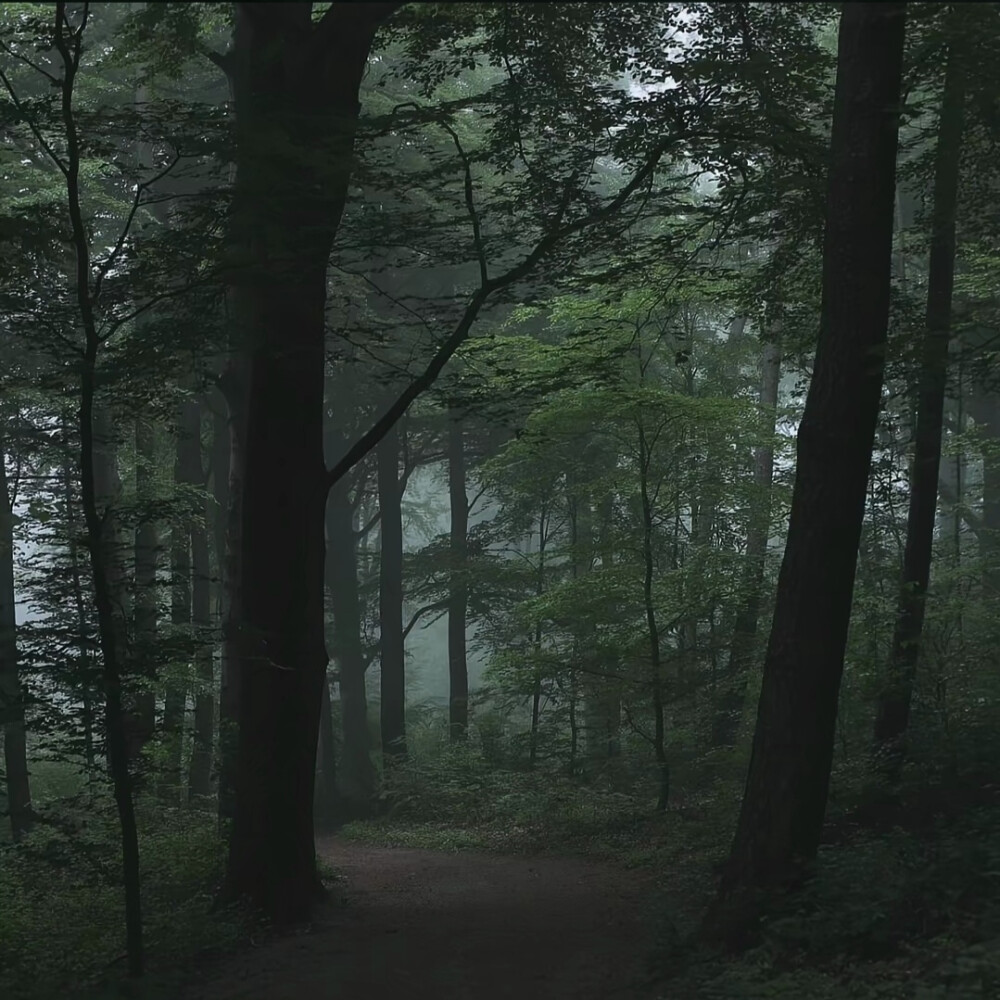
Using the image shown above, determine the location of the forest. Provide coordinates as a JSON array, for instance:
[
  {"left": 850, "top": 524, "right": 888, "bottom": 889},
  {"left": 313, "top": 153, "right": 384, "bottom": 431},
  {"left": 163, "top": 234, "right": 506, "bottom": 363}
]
[{"left": 1, "top": 2, "right": 999, "bottom": 998}]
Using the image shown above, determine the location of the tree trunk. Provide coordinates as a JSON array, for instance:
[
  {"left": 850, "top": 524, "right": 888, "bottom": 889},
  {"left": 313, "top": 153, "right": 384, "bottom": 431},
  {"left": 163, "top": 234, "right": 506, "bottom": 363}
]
[
  {"left": 53, "top": 5, "right": 143, "bottom": 972},
  {"left": 0, "top": 427, "right": 31, "bottom": 840},
  {"left": 161, "top": 419, "right": 190, "bottom": 801},
  {"left": 528, "top": 510, "right": 548, "bottom": 768},
  {"left": 972, "top": 393, "right": 1000, "bottom": 595},
  {"left": 177, "top": 400, "right": 214, "bottom": 800},
  {"left": 216, "top": 362, "right": 246, "bottom": 829},
  {"left": 872, "top": 29, "right": 964, "bottom": 776},
  {"left": 378, "top": 424, "right": 407, "bottom": 763},
  {"left": 314, "top": 671, "right": 340, "bottom": 830},
  {"left": 712, "top": 337, "right": 781, "bottom": 748},
  {"left": 218, "top": 2, "right": 397, "bottom": 921},
  {"left": 326, "top": 472, "right": 375, "bottom": 816},
  {"left": 447, "top": 413, "right": 469, "bottom": 741},
  {"left": 638, "top": 425, "right": 669, "bottom": 812},
  {"left": 211, "top": 394, "right": 229, "bottom": 626},
  {"left": 62, "top": 415, "right": 96, "bottom": 787},
  {"left": 718, "top": 1, "right": 906, "bottom": 901},
  {"left": 529, "top": 665, "right": 542, "bottom": 768},
  {"left": 128, "top": 418, "right": 158, "bottom": 775}
]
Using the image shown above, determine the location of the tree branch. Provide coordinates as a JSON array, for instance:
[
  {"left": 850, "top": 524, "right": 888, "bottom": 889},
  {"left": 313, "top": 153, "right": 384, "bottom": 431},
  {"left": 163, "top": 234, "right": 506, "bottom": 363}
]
[
  {"left": 402, "top": 599, "right": 450, "bottom": 641},
  {"left": 92, "top": 152, "right": 182, "bottom": 304},
  {"left": 325, "top": 136, "right": 676, "bottom": 492}
]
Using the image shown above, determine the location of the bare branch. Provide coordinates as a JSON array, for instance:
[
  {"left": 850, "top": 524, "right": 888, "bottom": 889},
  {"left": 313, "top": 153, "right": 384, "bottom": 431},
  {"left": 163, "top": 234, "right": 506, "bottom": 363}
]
[
  {"left": 441, "top": 120, "right": 488, "bottom": 286},
  {"left": 92, "top": 152, "right": 183, "bottom": 304},
  {"left": 0, "top": 66, "right": 69, "bottom": 176},
  {"left": 402, "top": 599, "right": 450, "bottom": 641}
]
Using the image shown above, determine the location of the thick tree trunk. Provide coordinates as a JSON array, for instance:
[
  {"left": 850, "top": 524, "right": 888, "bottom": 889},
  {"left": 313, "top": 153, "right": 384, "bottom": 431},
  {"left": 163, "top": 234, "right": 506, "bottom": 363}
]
[
  {"left": 128, "top": 418, "right": 158, "bottom": 775},
  {"left": 718, "top": 2, "right": 905, "bottom": 901},
  {"left": 378, "top": 425, "right": 407, "bottom": 763},
  {"left": 712, "top": 338, "right": 781, "bottom": 748},
  {"left": 326, "top": 476, "right": 375, "bottom": 816},
  {"left": 218, "top": 2, "right": 397, "bottom": 921},
  {"left": 873, "top": 36, "right": 965, "bottom": 774},
  {"left": 447, "top": 413, "right": 469, "bottom": 741},
  {"left": 0, "top": 427, "right": 31, "bottom": 840}
]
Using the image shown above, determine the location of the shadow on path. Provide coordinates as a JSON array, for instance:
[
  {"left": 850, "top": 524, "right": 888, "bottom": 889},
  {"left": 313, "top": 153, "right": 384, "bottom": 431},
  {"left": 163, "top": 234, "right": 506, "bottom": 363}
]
[{"left": 184, "top": 837, "right": 661, "bottom": 999}]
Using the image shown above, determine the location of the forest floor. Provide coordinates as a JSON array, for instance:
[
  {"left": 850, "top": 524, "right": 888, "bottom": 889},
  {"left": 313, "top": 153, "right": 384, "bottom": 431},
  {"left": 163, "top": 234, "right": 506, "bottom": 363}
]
[{"left": 180, "top": 836, "right": 664, "bottom": 1000}]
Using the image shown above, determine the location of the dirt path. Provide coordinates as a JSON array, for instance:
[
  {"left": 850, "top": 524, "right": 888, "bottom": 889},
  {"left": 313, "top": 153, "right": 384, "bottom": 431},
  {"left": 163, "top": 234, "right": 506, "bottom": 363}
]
[{"left": 184, "top": 837, "right": 662, "bottom": 1000}]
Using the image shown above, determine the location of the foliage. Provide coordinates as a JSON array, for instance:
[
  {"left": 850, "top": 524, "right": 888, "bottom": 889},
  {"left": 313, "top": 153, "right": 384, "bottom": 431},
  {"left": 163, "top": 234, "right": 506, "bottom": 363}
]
[{"left": 0, "top": 794, "right": 252, "bottom": 999}]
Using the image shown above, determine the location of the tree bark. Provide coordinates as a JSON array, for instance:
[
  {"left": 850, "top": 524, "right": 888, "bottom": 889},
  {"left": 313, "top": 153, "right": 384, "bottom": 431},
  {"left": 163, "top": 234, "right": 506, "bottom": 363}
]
[
  {"left": 447, "top": 412, "right": 469, "bottom": 741},
  {"left": 718, "top": 1, "right": 906, "bottom": 901},
  {"left": 873, "top": 32, "right": 965, "bottom": 774},
  {"left": 161, "top": 417, "right": 190, "bottom": 802},
  {"left": 49, "top": 4, "right": 144, "bottom": 972},
  {"left": 217, "top": 1, "right": 398, "bottom": 921},
  {"left": 326, "top": 473, "right": 375, "bottom": 816},
  {"left": 712, "top": 337, "right": 781, "bottom": 748},
  {"left": 638, "top": 424, "right": 669, "bottom": 812},
  {"left": 314, "top": 671, "right": 340, "bottom": 830},
  {"left": 970, "top": 392, "right": 1000, "bottom": 595},
  {"left": 378, "top": 424, "right": 407, "bottom": 763},
  {"left": 0, "top": 426, "right": 31, "bottom": 840},
  {"left": 188, "top": 401, "right": 214, "bottom": 800},
  {"left": 528, "top": 509, "right": 547, "bottom": 768},
  {"left": 216, "top": 362, "right": 246, "bottom": 829},
  {"left": 128, "top": 418, "right": 158, "bottom": 774},
  {"left": 62, "top": 416, "right": 97, "bottom": 787}
]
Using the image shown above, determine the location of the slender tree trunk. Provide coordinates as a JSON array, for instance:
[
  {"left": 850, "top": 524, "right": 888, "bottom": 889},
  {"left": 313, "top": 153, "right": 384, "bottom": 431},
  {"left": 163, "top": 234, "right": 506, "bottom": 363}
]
[
  {"left": 216, "top": 362, "right": 246, "bottom": 829},
  {"left": 62, "top": 415, "right": 96, "bottom": 788},
  {"left": 873, "top": 29, "right": 965, "bottom": 775},
  {"left": 638, "top": 425, "right": 669, "bottom": 812},
  {"left": 161, "top": 422, "right": 190, "bottom": 801},
  {"left": 218, "top": 3, "right": 398, "bottom": 920},
  {"left": 973, "top": 393, "right": 1000, "bottom": 594},
  {"left": 529, "top": 661, "right": 542, "bottom": 768},
  {"left": 175, "top": 399, "right": 214, "bottom": 799},
  {"left": 0, "top": 427, "right": 31, "bottom": 840},
  {"left": 716, "top": 1, "right": 905, "bottom": 904},
  {"left": 712, "top": 338, "right": 781, "bottom": 748},
  {"left": 188, "top": 490, "right": 214, "bottom": 796},
  {"left": 378, "top": 424, "right": 406, "bottom": 762},
  {"left": 447, "top": 413, "right": 469, "bottom": 741},
  {"left": 128, "top": 418, "right": 158, "bottom": 775},
  {"left": 528, "top": 510, "right": 547, "bottom": 768},
  {"left": 314, "top": 671, "right": 340, "bottom": 830},
  {"left": 326, "top": 474, "right": 375, "bottom": 816},
  {"left": 210, "top": 393, "right": 229, "bottom": 625},
  {"left": 53, "top": 6, "right": 143, "bottom": 972}
]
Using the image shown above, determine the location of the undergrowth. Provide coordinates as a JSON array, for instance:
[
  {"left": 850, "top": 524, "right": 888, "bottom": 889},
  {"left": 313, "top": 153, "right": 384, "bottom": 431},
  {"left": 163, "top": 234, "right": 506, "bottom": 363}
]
[
  {"left": 340, "top": 740, "right": 1000, "bottom": 999},
  {"left": 0, "top": 793, "right": 255, "bottom": 1000}
]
